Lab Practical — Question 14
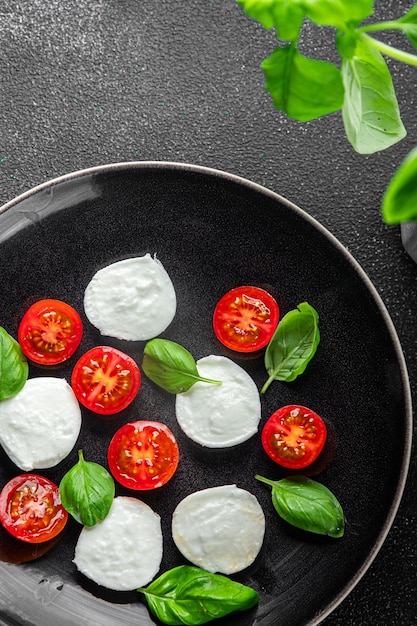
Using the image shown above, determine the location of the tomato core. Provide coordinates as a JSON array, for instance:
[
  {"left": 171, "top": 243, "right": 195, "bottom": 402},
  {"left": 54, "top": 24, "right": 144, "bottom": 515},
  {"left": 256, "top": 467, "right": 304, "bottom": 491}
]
[
  {"left": 213, "top": 286, "right": 279, "bottom": 352},
  {"left": 0, "top": 475, "right": 68, "bottom": 543},
  {"left": 108, "top": 421, "right": 179, "bottom": 490},
  {"left": 18, "top": 299, "right": 83, "bottom": 365},
  {"left": 262, "top": 405, "right": 327, "bottom": 469},
  {"left": 71, "top": 346, "right": 141, "bottom": 415}
]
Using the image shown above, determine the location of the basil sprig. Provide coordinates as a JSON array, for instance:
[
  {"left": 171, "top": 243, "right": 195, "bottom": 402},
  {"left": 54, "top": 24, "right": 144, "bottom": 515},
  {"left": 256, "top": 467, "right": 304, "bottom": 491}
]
[
  {"left": 261, "top": 302, "right": 320, "bottom": 393},
  {"left": 0, "top": 326, "right": 28, "bottom": 401},
  {"left": 142, "top": 339, "right": 221, "bottom": 394},
  {"left": 256, "top": 475, "right": 344, "bottom": 538},
  {"left": 236, "top": 0, "right": 416, "bottom": 155},
  {"left": 59, "top": 450, "right": 115, "bottom": 526},
  {"left": 137, "top": 565, "right": 259, "bottom": 625}
]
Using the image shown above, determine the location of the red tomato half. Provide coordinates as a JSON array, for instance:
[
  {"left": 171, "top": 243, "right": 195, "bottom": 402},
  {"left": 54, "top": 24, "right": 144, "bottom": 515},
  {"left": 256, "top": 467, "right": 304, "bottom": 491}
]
[
  {"left": 262, "top": 405, "right": 327, "bottom": 470},
  {"left": 71, "top": 346, "right": 141, "bottom": 415},
  {"left": 0, "top": 474, "right": 68, "bottom": 543},
  {"left": 108, "top": 421, "right": 179, "bottom": 490},
  {"left": 18, "top": 299, "right": 83, "bottom": 365},
  {"left": 213, "top": 286, "right": 279, "bottom": 352}
]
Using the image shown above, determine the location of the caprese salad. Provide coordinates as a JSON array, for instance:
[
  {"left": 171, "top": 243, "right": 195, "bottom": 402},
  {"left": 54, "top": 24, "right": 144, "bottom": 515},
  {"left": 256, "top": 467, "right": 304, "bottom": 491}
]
[{"left": 0, "top": 253, "right": 343, "bottom": 626}]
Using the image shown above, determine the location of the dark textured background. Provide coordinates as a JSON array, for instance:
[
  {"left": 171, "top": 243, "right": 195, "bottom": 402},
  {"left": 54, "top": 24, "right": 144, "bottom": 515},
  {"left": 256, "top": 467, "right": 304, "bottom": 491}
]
[{"left": 1, "top": 1, "right": 417, "bottom": 624}]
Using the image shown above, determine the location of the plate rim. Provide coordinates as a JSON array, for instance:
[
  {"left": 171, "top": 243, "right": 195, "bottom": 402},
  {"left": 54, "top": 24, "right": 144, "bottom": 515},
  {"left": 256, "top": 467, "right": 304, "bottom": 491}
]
[{"left": 0, "top": 160, "right": 413, "bottom": 624}]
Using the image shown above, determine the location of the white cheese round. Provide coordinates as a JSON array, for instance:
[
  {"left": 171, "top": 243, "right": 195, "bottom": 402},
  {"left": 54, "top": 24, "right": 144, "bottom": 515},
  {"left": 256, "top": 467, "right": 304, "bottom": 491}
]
[
  {"left": 83, "top": 254, "right": 177, "bottom": 341},
  {"left": 175, "top": 355, "right": 261, "bottom": 447},
  {"left": 172, "top": 485, "right": 265, "bottom": 574},
  {"left": 74, "top": 496, "right": 163, "bottom": 591},
  {"left": 0, "top": 377, "right": 81, "bottom": 471}
]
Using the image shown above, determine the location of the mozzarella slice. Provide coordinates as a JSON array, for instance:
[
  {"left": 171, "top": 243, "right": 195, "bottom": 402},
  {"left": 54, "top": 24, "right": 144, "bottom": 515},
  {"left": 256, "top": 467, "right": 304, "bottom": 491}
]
[
  {"left": 0, "top": 377, "right": 81, "bottom": 471},
  {"left": 74, "top": 496, "right": 163, "bottom": 591},
  {"left": 172, "top": 485, "right": 265, "bottom": 574},
  {"left": 175, "top": 355, "right": 261, "bottom": 447},
  {"left": 83, "top": 254, "right": 176, "bottom": 341}
]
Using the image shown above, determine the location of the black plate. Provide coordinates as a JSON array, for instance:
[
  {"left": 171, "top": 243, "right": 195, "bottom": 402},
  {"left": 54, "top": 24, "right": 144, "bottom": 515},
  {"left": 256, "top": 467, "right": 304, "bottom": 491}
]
[{"left": 0, "top": 162, "right": 412, "bottom": 626}]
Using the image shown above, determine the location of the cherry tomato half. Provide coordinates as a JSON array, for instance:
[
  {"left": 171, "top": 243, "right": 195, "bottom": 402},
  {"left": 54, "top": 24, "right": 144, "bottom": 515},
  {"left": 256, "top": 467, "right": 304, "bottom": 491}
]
[
  {"left": 262, "top": 405, "right": 327, "bottom": 470},
  {"left": 18, "top": 299, "right": 83, "bottom": 365},
  {"left": 71, "top": 346, "right": 141, "bottom": 415},
  {"left": 108, "top": 420, "right": 179, "bottom": 490},
  {"left": 213, "top": 286, "right": 280, "bottom": 352},
  {"left": 0, "top": 474, "right": 68, "bottom": 543}
]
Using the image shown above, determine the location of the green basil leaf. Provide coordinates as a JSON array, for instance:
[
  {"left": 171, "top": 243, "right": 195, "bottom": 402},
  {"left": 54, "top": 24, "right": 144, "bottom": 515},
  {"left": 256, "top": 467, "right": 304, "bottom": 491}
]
[
  {"left": 336, "top": 26, "right": 360, "bottom": 60},
  {"left": 142, "top": 339, "right": 221, "bottom": 394},
  {"left": 382, "top": 146, "right": 417, "bottom": 224},
  {"left": 262, "top": 44, "right": 344, "bottom": 122},
  {"left": 237, "top": 0, "right": 305, "bottom": 41},
  {"left": 59, "top": 450, "right": 115, "bottom": 526},
  {"left": 137, "top": 565, "right": 259, "bottom": 625},
  {"left": 0, "top": 327, "right": 29, "bottom": 401},
  {"left": 261, "top": 302, "right": 319, "bottom": 393},
  {"left": 303, "top": 0, "right": 374, "bottom": 29},
  {"left": 256, "top": 475, "right": 344, "bottom": 538},
  {"left": 342, "top": 36, "right": 406, "bottom": 154}
]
